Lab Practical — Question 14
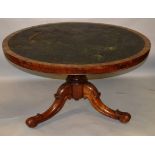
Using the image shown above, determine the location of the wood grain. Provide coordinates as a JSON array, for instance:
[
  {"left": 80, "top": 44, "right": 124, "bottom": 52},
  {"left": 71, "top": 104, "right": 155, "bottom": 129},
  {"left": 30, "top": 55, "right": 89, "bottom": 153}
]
[
  {"left": 26, "top": 75, "right": 130, "bottom": 128},
  {"left": 2, "top": 23, "right": 151, "bottom": 75}
]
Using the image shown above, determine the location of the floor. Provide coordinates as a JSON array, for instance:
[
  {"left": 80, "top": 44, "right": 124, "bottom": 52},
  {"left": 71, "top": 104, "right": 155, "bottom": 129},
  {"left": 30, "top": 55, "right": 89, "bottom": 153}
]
[{"left": 0, "top": 76, "right": 154, "bottom": 136}]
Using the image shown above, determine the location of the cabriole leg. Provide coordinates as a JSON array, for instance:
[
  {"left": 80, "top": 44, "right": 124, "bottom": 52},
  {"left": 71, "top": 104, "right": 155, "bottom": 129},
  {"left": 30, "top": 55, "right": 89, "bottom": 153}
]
[
  {"left": 83, "top": 82, "right": 131, "bottom": 123},
  {"left": 26, "top": 83, "right": 72, "bottom": 128}
]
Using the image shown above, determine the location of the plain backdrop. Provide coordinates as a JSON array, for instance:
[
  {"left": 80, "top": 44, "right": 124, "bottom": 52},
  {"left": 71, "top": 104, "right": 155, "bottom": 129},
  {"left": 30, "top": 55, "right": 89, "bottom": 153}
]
[{"left": 0, "top": 18, "right": 155, "bottom": 135}]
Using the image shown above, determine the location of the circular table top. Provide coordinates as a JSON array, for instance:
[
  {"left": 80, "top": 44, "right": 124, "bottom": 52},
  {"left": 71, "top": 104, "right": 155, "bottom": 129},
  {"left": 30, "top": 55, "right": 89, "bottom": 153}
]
[{"left": 3, "top": 22, "right": 151, "bottom": 74}]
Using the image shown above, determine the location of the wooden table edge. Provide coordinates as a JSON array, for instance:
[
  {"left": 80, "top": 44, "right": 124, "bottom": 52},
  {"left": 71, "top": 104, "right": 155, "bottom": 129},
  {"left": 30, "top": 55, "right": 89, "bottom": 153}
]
[{"left": 2, "top": 22, "right": 151, "bottom": 75}]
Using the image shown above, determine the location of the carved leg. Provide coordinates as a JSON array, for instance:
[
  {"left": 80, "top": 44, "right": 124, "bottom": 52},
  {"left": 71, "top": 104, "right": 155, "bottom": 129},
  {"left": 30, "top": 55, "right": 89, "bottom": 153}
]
[
  {"left": 26, "top": 83, "right": 72, "bottom": 128},
  {"left": 26, "top": 75, "right": 131, "bottom": 128},
  {"left": 83, "top": 82, "right": 131, "bottom": 123}
]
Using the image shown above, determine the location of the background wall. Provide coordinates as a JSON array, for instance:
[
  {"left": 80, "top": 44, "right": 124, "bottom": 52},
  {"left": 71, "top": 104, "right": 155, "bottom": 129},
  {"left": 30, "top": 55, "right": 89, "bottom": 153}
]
[{"left": 0, "top": 19, "right": 155, "bottom": 135}]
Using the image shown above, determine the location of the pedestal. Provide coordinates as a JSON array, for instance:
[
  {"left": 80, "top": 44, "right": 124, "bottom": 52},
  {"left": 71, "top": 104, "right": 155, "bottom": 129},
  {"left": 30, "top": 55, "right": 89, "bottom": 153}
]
[{"left": 26, "top": 75, "right": 131, "bottom": 128}]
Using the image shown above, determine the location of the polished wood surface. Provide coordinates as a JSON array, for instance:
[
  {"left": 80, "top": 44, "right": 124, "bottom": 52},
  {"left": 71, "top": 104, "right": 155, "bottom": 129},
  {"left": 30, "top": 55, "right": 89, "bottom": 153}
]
[
  {"left": 26, "top": 75, "right": 130, "bottom": 128},
  {"left": 2, "top": 22, "right": 151, "bottom": 127},
  {"left": 3, "top": 22, "right": 151, "bottom": 74}
]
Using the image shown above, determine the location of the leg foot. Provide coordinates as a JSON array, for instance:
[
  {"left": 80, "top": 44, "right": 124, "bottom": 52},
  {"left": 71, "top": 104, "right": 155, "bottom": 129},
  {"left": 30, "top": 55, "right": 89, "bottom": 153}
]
[
  {"left": 115, "top": 110, "right": 131, "bottom": 123},
  {"left": 26, "top": 114, "right": 43, "bottom": 128}
]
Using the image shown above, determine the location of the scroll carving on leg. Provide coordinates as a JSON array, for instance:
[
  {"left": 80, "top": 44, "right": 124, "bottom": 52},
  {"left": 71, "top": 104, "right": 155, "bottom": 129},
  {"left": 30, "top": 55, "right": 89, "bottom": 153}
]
[
  {"left": 26, "top": 75, "right": 131, "bottom": 128},
  {"left": 26, "top": 83, "right": 72, "bottom": 128},
  {"left": 83, "top": 82, "right": 131, "bottom": 123}
]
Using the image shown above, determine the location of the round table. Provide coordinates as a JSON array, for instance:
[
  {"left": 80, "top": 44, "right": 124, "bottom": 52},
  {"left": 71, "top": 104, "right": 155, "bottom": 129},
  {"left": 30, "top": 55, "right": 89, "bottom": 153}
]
[{"left": 2, "top": 22, "right": 151, "bottom": 128}]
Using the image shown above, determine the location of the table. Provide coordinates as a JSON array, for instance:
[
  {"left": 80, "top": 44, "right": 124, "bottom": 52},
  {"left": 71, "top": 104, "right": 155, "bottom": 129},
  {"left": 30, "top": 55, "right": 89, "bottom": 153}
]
[{"left": 2, "top": 22, "right": 151, "bottom": 128}]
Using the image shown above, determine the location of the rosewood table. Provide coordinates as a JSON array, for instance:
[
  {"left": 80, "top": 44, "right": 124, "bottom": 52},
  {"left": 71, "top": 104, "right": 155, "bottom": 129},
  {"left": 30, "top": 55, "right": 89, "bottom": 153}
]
[{"left": 2, "top": 22, "right": 151, "bottom": 128}]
